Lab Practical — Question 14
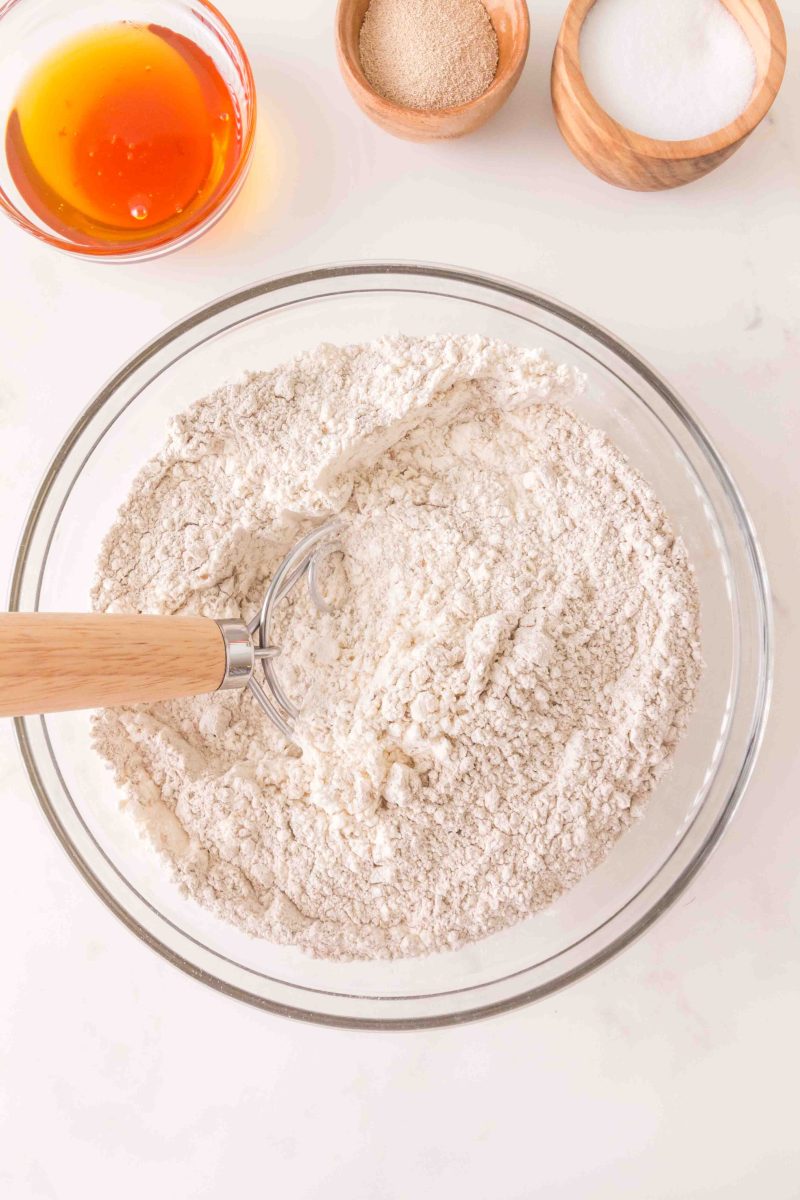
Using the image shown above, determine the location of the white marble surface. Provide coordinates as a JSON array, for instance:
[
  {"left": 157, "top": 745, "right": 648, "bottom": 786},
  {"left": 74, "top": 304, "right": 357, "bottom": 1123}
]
[{"left": 1, "top": 1, "right": 798, "bottom": 1195}]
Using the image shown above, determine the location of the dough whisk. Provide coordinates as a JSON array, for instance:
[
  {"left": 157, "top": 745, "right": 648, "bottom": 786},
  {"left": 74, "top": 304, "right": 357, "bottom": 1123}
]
[{"left": 0, "top": 523, "right": 342, "bottom": 741}]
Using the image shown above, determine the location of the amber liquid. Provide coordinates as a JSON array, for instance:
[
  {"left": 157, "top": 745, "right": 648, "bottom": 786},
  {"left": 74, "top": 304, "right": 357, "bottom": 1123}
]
[{"left": 6, "top": 22, "right": 243, "bottom": 248}]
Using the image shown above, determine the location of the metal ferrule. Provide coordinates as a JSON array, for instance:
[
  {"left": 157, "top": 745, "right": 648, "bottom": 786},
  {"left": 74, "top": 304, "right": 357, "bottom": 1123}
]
[{"left": 215, "top": 619, "right": 254, "bottom": 691}]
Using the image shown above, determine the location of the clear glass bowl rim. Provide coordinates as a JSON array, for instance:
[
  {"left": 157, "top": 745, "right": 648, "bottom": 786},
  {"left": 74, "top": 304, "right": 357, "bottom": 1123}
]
[{"left": 9, "top": 261, "right": 773, "bottom": 1028}]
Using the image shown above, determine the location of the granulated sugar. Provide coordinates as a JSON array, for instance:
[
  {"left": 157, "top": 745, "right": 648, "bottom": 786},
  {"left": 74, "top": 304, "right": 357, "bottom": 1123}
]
[
  {"left": 92, "top": 335, "right": 702, "bottom": 960},
  {"left": 580, "top": 0, "right": 757, "bottom": 141},
  {"left": 359, "top": 0, "right": 498, "bottom": 111}
]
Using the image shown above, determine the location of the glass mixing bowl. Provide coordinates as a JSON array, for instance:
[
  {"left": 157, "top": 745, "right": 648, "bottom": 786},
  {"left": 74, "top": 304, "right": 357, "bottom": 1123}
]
[{"left": 10, "top": 264, "right": 771, "bottom": 1027}]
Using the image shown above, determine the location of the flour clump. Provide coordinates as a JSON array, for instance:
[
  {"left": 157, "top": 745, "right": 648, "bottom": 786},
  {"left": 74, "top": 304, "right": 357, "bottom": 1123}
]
[{"left": 92, "top": 335, "right": 702, "bottom": 960}]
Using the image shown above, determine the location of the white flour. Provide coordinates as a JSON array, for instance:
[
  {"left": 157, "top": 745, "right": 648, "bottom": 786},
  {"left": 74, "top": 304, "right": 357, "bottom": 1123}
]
[{"left": 92, "top": 335, "right": 702, "bottom": 959}]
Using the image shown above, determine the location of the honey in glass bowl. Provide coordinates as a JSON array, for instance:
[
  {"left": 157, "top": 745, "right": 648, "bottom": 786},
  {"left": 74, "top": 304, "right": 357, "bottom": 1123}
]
[
  {"left": 6, "top": 22, "right": 240, "bottom": 246},
  {"left": 0, "top": 1, "right": 256, "bottom": 259}
]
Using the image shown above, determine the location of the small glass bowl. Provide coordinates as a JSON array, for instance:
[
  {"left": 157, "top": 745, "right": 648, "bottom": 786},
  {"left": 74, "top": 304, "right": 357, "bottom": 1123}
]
[
  {"left": 11, "top": 264, "right": 771, "bottom": 1027},
  {"left": 0, "top": 0, "right": 256, "bottom": 260}
]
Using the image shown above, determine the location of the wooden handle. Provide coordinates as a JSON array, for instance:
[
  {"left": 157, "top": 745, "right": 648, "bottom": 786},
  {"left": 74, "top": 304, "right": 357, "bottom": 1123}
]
[{"left": 0, "top": 614, "right": 227, "bottom": 718}]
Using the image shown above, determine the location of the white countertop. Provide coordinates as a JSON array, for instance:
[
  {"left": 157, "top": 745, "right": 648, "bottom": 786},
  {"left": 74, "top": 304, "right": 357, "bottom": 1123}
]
[{"left": 1, "top": 2, "right": 798, "bottom": 1196}]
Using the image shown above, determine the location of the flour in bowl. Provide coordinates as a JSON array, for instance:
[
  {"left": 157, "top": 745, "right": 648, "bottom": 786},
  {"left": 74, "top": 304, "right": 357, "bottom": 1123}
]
[{"left": 92, "top": 335, "right": 702, "bottom": 959}]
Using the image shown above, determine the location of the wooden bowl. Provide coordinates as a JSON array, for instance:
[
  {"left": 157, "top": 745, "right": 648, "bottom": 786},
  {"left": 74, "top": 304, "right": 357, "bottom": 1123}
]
[
  {"left": 335, "top": 0, "right": 530, "bottom": 141},
  {"left": 551, "top": 0, "right": 787, "bottom": 190}
]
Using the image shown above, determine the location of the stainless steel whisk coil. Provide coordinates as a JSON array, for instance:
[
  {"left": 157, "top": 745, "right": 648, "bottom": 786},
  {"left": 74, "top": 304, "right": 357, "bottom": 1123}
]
[{"left": 217, "top": 523, "right": 342, "bottom": 741}]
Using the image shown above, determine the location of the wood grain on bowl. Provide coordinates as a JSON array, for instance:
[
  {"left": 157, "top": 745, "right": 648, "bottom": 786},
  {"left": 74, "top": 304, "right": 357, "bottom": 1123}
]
[
  {"left": 551, "top": 0, "right": 787, "bottom": 190},
  {"left": 335, "top": 0, "right": 530, "bottom": 141}
]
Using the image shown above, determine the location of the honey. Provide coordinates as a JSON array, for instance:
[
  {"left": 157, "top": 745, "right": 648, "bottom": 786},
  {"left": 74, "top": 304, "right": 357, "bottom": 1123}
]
[{"left": 5, "top": 22, "right": 243, "bottom": 248}]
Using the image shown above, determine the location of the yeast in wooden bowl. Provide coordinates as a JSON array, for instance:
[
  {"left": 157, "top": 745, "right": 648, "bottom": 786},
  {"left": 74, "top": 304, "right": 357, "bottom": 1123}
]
[
  {"left": 551, "top": 0, "right": 787, "bottom": 190},
  {"left": 336, "top": 0, "right": 530, "bottom": 141}
]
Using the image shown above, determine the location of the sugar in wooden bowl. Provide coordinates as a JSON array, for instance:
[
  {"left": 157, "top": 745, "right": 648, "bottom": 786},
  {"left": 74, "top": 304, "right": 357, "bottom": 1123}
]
[{"left": 551, "top": 0, "right": 787, "bottom": 190}]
